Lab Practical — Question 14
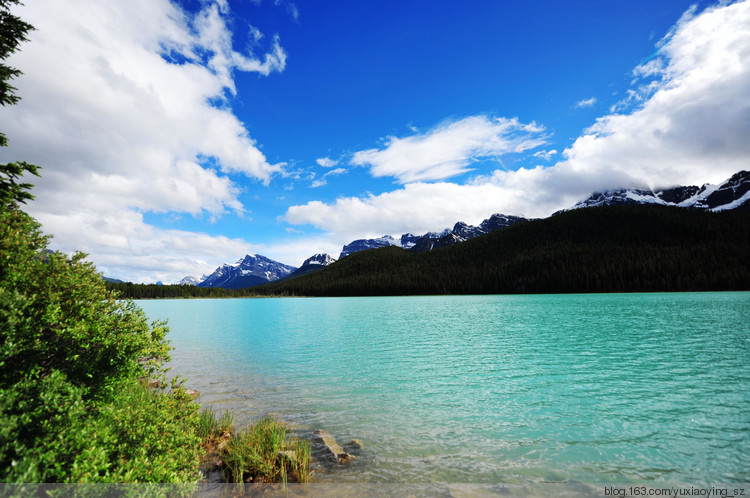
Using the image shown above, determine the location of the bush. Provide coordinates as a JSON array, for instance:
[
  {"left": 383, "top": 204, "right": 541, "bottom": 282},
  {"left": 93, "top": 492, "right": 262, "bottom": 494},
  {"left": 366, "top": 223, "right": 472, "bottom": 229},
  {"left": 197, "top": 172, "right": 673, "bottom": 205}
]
[
  {"left": 0, "top": 202, "right": 190, "bottom": 482},
  {"left": 0, "top": 170, "right": 207, "bottom": 483}
]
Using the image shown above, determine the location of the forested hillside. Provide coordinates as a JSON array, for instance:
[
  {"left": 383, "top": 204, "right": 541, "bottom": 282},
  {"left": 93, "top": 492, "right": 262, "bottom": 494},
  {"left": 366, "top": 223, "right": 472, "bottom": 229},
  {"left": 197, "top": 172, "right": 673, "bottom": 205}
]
[
  {"left": 105, "top": 281, "right": 258, "bottom": 299},
  {"left": 255, "top": 205, "right": 750, "bottom": 296}
]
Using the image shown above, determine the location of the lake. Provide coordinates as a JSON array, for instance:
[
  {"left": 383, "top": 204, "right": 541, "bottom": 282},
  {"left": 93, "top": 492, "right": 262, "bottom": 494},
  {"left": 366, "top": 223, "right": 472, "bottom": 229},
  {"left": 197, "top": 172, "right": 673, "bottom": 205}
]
[{"left": 136, "top": 292, "right": 750, "bottom": 485}]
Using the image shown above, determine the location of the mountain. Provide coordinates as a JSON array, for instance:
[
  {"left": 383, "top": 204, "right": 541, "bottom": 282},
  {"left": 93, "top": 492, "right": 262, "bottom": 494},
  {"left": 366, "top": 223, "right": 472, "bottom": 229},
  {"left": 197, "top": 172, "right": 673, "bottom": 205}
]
[
  {"left": 257, "top": 204, "right": 750, "bottom": 297},
  {"left": 411, "top": 214, "right": 528, "bottom": 252},
  {"left": 102, "top": 276, "right": 125, "bottom": 284},
  {"left": 179, "top": 275, "right": 201, "bottom": 286},
  {"left": 197, "top": 254, "right": 297, "bottom": 290},
  {"left": 567, "top": 170, "right": 750, "bottom": 212},
  {"left": 339, "top": 214, "right": 528, "bottom": 258},
  {"left": 174, "top": 171, "right": 748, "bottom": 292},
  {"left": 339, "top": 234, "right": 422, "bottom": 259},
  {"left": 282, "top": 253, "right": 337, "bottom": 280}
]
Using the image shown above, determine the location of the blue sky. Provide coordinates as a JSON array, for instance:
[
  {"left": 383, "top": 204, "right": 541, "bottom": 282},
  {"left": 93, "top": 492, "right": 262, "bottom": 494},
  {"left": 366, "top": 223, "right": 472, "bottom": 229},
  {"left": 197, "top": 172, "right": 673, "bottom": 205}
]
[{"left": 2, "top": 0, "right": 749, "bottom": 282}]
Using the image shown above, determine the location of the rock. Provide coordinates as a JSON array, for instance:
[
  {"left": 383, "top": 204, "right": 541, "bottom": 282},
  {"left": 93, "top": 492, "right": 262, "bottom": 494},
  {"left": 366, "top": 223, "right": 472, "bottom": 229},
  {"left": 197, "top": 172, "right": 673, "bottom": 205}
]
[
  {"left": 311, "top": 429, "right": 356, "bottom": 465},
  {"left": 186, "top": 389, "right": 200, "bottom": 400},
  {"left": 343, "top": 439, "right": 364, "bottom": 454}
]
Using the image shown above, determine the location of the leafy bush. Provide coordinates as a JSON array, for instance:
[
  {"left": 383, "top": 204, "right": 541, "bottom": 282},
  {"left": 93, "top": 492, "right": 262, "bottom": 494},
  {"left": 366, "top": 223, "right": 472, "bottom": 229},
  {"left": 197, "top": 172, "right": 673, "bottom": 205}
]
[
  {"left": 0, "top": 200, "right": 191, "bottom": 482},
  {"left": 63, "top": 379, "right": 201, "bottom": 483}
]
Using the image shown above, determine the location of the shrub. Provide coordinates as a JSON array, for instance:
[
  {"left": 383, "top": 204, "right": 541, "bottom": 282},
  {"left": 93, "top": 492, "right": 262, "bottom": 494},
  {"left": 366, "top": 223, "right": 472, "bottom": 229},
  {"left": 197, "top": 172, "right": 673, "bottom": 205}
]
[{"left": 0, "top": 202, "right": 180, "bottom": 482}]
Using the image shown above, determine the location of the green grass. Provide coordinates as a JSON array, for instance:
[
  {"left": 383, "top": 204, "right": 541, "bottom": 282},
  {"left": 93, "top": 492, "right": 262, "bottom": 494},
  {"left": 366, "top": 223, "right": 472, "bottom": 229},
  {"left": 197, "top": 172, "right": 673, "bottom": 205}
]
[
  {"left": 221, "top": 417, "right": 312, "bottom": 484},
  {"left": 196, "top": 409, "right": 234, "bottom": 440}
]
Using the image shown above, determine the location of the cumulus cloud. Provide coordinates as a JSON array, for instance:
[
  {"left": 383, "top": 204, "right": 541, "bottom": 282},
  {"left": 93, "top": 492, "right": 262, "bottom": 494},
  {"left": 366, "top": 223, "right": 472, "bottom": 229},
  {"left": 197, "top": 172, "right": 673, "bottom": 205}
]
[
  {"left": 561, "top": 0, "right": 750, "bottom": 188},
  {"left": 285, "top": 182, "right": 544, "bottom": 241},
  {"left": 35, "top": 208, "right": 262, "bottom": 284},
  {"left": 350, "top": 116, "right": 547, "bottom": 183},
  {"left": 286, "top": 1, "right": 750, "bottom": 237},
  {"left": 0, "top": 0, "right": 287, "bottom": 282}
]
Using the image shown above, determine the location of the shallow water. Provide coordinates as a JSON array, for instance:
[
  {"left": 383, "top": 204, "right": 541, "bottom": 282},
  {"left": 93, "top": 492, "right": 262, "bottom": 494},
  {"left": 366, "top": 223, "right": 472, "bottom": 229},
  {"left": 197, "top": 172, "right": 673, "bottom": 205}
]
[{"left": 137, "top": 292, "right": 750, "bottom": 484}]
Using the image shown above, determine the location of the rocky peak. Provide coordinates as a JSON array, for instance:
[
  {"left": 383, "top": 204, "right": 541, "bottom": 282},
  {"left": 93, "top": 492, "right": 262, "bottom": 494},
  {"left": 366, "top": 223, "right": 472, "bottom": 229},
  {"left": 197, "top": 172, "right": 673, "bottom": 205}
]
[{"left": 302, "top": 253, "right": 336, "bottom": 267}]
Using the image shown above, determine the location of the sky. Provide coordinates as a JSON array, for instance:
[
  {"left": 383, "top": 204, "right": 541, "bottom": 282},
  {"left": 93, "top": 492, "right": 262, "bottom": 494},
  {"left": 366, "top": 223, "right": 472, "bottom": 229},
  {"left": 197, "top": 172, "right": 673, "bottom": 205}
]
[{"left": 1, "top": 0, "right": 749, "bottom": 283}]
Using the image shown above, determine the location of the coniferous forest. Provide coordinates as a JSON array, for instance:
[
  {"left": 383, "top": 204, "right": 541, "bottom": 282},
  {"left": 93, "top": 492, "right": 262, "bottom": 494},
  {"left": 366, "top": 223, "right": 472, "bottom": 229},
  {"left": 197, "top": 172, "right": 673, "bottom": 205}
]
[{"left": 111, "top": 205, "right": 750, "bottom": 298}]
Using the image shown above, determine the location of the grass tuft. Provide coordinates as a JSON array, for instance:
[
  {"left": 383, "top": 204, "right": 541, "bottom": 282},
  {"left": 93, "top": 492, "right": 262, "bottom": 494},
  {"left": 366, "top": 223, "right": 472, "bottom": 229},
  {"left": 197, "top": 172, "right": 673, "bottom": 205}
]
[
  {"left": 197, "top": 409, "right": 234, "bottom": 440},
  {"left": 221, "top": 417, "right": 312, "bottom": 484}
]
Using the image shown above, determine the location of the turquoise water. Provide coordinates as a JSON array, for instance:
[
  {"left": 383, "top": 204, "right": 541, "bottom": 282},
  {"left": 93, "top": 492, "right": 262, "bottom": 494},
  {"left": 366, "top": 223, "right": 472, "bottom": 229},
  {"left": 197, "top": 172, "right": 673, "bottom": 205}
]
[{"left": 137, "top": 293, "right": 750, "bottom": 484}]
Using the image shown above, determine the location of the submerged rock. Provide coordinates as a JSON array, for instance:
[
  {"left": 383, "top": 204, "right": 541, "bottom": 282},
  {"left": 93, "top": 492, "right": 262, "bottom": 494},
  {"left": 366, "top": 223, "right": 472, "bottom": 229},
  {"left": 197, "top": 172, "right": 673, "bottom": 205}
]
[
  {"left": 311, "top": 429, "right": 358, "bottom": 465},
  {"left": 343, "top": 439, "right": 364, "bottom": 454}
]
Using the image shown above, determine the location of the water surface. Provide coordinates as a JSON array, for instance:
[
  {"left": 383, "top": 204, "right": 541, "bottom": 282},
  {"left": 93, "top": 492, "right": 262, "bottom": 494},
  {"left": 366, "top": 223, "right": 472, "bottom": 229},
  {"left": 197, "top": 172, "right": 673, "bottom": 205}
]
[{"left": 137, "top": 293, "right": 750, "bottom": 484}]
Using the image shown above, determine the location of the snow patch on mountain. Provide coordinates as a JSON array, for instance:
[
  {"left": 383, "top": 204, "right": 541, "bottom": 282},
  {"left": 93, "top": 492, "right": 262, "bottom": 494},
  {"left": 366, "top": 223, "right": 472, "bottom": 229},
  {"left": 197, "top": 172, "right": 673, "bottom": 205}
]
[
  {"left": 197, "top": 254, "right": 297, "bottom": 289},
  {"left": 339, "top": 213, "right": 528, "bottom": 258},
  {"left": 566, "top": 171, "right": 749, "bottom": 212}
]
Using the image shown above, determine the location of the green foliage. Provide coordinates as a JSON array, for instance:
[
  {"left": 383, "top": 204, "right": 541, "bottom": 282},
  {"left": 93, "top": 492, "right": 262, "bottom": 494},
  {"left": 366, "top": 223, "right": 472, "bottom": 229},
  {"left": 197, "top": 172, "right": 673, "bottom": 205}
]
[
  {"left": 0, "top": 160, "right": 39, "bottom": 207},
  {"left": 256, "top": 205, "right": 750, "bottom": 296},
  {"left": 0, "top": 1, "right": 39, "bottom": 207},
  {"left": 196, "top": 409, "right": 234, "bottom": 441},
  {"left": 0, "top": 199, "right": 205, "bottom": 482},
  {"left": 0, "top": 0, "right": 34, "bottom": 107},
  {"left": 63, "top": 380, "right": 202, "bottom": 484},
  {"left": 221, "top": 417, "right": 311, "bottom": 485},
  {"left": 105, "top": 281, "right": 265, "bottom": 300}
]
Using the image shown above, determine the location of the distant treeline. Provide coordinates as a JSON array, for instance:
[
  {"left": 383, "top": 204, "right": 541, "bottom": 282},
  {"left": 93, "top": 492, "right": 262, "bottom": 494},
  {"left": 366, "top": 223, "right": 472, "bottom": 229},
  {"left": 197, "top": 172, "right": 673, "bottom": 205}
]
[
  {"left": 105, "top": 281, "right": 266, "bottom": 299},
  {"left": 110, "top": 205, "right": 750, "bottom": 299},
  {"left": 257, "top": 205, "right": 750, "bottom": 296}
]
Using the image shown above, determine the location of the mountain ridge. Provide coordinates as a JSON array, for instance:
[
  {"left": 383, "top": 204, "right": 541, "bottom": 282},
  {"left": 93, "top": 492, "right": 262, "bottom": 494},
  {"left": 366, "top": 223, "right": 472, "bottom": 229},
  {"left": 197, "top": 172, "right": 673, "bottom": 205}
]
[
  {"left": 197, "top": 254, "right": 297, "bottom": 290},
  {"left": 177, "top": 170, "right": 748, "bottom": 289},
  {"left": 256, "top": 204, "right": 750, "bottom": 296},
  {"left": 564, "top": 170, "right": 749, "bottom": 212}
]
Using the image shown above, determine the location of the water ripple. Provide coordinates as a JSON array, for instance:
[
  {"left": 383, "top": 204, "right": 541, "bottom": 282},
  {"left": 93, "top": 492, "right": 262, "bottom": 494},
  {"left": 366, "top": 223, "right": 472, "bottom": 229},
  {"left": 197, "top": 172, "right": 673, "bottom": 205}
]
[{"left": 138, "top": 292, "right": 750, "bottom": 484}]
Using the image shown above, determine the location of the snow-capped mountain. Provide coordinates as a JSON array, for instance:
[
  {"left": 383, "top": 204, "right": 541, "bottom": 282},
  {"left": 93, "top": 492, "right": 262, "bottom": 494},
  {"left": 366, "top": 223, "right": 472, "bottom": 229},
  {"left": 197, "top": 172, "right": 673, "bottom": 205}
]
[
  {"left": 411, "top": 214, "right": 528, "bottom": 252},
  {"left": 197, "top": 254, "right": 297, "bottom": 289},
  {"left": 282, "top": 253, "right": 337, "bottom": 280},
  {"left": 339, "top": 234, "right": 422, "bottom": 259},
  {"left": 339, "top": 214, "right": 528, "bottom": 258},
  {"left": 567, "top": 171, "right": 750, "bottom": 212},
  {"left": 177, "top": 171, "right": 748, "bottom": 288},
  {"left": 302, "top": 253, "right": 337, "bottom": 267},
  {"left": 179, "top": 275, "right": 201, "bottom": 286}
]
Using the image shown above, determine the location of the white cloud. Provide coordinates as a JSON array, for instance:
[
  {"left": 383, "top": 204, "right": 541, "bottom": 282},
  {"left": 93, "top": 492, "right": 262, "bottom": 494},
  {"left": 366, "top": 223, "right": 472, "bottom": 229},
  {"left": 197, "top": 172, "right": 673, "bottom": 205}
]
[
  {"left": 285, "top": 182, "right": 545, "bottom": 242},
  {"left": 561, "top": 0, "right": 750, "bottom": 187},
  {"left": 0, "top": 0, "right": 288, "bottom": 282},
  {"left": 575, "top": 97, "right": 597, "bottom": 108},
  {"left": 309, "top": 166, "right": 347, "bottom": 188},
  {"left": 350, "top": 116, "right": 547, "bottom": 183},
  {"left": 316, "top": 157, "right": 339, "bottom": 168},
  {"left": 324, "top": 167, "right": 347, "bottom": 177},
  {"left": 274, "top": 0, "right": 300, "bottom": 22},
  {"left": 533, "top": 149, "right": 558, "bottom": 161},
  {"left": 286, "top": 1, "right": 750, "bottom": 240},
  {"left": 35, "top": 207, "right": 262, "bottom": 284}
]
